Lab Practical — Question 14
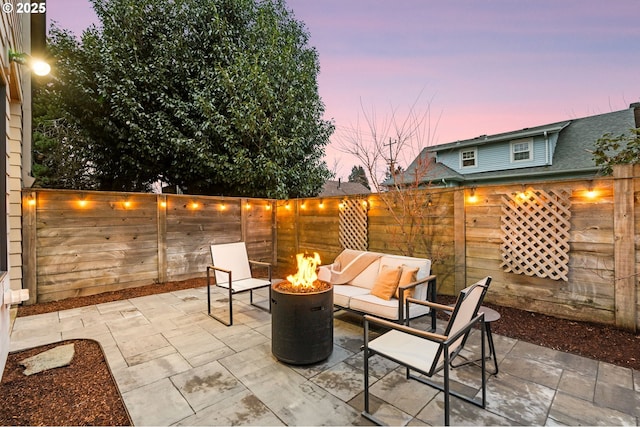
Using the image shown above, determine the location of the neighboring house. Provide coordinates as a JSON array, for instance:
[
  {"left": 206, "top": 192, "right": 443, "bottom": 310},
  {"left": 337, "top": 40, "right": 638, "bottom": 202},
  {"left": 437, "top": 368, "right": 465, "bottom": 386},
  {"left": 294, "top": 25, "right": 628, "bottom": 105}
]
[
  {"left": 0, "top": 11, "right": 43, "bottom": 379},
  {"left": 397, "top": 103, "right": 640, "bottom": 187},
  {"left": 318, "top": 179, "right": 370, "bottom": 197}
]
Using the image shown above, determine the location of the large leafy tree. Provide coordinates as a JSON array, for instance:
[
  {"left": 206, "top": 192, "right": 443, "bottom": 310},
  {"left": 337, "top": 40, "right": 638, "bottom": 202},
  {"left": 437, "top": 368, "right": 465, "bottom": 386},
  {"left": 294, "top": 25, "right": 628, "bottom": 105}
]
[{"left": 38, "top": 0, "right": 333, "bottom": 197}]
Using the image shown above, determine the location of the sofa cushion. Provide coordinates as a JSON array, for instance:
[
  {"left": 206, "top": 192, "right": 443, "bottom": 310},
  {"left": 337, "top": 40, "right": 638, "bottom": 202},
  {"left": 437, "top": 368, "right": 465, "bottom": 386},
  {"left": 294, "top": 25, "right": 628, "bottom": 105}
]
[
  {"left": 395, "top": 265, "right": 419, "bottom": 301},
  {"left": 349, "top": 293, "right": 431, "bottom": 321},
  {"left": 370, "top": 265, "right": 402, "bottom": 300},
  {"left": 332, "top": 284, "right": 370, "bottom": 307},
  {"left": 378, "top": 255, "right": 431, "bottom": 300},
  {"left": 349, "top": 260, "right": 381, "bottom": 289}
]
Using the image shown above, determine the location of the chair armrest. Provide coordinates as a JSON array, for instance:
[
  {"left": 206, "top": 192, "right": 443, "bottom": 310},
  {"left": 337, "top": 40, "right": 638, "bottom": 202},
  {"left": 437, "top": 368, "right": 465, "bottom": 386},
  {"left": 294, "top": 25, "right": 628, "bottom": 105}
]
[
  {"left": 406, "top": 298, "right": 452, "bottom": 313},
  {"left": 364, "top": 314, "right": 447, "bottom": 342},
  {"left": 248, "top": 260, "right": 271, "bottom": 268},
  {"left": 208, "top": 265, "right": 231, "bottom": 276},
  {"left": 207, "top": 265, "right": 232, "bottom": 287},
  {"left": 248, "top": 260, "right": 272, "bottom": 281},
  {"left": 397, "top": 274, "right": 437, "bottom": 325}
]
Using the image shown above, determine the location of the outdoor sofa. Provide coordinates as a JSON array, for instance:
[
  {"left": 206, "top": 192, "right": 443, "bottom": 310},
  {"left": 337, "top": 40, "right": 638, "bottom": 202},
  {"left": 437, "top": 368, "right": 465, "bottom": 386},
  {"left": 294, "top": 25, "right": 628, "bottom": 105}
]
[{"left": 318, "top": 249, "right": 436, "bottom": 327}]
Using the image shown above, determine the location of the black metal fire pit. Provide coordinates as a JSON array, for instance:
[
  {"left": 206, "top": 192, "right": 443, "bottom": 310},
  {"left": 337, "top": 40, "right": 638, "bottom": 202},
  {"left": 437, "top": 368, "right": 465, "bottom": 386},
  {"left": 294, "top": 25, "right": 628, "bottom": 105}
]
[{"left": 271, "top": 282, "right": 333, "bottom": 365}]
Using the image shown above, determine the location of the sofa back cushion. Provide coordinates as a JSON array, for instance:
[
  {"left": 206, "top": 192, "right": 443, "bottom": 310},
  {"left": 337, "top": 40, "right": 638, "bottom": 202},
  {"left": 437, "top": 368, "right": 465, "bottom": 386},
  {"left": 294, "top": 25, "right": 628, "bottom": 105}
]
[{"left": 349, "top": 260, "right": 381, "bottom": 289}]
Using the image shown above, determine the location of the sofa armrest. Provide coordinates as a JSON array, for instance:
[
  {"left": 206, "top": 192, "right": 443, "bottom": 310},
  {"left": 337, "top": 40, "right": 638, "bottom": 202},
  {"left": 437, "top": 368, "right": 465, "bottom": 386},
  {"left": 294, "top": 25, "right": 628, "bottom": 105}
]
[{"left": 317, "top": 264, "right": 333, "bottom": 283}]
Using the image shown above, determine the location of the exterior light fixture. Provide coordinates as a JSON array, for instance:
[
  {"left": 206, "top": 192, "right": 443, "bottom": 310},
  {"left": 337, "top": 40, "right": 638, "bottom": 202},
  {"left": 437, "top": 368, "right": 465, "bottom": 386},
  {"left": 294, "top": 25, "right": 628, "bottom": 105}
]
[
  {"left": 9, "top": 49, "right": 50, "bottom": 76},
  {"left": 468, "top": 187, "right": 477, "bottom": 203}
]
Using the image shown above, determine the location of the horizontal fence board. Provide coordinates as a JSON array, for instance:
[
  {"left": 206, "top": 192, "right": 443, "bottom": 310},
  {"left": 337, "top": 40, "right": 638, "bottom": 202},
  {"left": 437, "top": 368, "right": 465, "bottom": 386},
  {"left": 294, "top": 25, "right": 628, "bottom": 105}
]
[{"left": 37, "top": 247, "right": 158, "bottom": 266}]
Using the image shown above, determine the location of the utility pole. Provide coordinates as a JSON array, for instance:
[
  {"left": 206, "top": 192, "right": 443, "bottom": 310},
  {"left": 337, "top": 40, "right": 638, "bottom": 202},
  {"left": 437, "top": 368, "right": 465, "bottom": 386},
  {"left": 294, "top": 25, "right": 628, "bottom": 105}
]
[{"left": 384, "top": 138, "right": 397, "bottom": 182}]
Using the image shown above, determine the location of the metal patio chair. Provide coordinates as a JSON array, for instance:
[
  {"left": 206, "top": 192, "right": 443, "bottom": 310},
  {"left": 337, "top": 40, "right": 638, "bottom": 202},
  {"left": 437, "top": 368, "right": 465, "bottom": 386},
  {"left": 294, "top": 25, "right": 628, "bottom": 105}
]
[
  {"left": 207, "top": 242, "right": 272, "bottom": 326},
  {"left": 362, "top": 276, "right": 492, "bottom": 426}
]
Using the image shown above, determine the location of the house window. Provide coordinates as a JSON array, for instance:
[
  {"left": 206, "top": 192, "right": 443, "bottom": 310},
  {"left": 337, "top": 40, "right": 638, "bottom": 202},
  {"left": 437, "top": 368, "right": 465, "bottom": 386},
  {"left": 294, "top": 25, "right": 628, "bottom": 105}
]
[
  {"left": 460, "top": 148, "right": 477, "bottom": 168},
  {"left": 511, "top": 139, "right": 532, "bottom": 162}
]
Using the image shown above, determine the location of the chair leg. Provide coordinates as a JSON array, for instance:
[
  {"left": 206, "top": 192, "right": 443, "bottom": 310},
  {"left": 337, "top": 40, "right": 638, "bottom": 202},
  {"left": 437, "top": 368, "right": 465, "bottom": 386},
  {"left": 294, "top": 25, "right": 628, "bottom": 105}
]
[
  {"left": 444, "top": 349, "right": 450, "bottom": 426},
  {"left": 486, "top": 322, "right": 499, "bottom": 375},
  {"left": 361, "top": 321, "right": 383, "bottom": 425},
  {"left": 206, "top": 280, "right": 233, "bottom": 327},
  {"left": 248, "top": 287, "right": 272, "bottom": 312}
]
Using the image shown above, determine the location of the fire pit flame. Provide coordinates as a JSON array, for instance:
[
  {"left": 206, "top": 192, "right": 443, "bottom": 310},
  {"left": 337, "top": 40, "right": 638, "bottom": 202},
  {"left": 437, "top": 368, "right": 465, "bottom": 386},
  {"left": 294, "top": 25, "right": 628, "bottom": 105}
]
[{"left": 286, "top": 252, "right": 321, "bottom": 289}]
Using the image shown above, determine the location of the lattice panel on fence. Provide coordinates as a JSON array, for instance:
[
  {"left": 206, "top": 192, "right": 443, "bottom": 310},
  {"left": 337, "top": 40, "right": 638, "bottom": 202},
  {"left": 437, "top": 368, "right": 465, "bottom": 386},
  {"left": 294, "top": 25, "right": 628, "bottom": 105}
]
[
  {"left": 339, "top": 199, "right": 368, "bottom": 250},
  {"left": 500, "top": 187, "right": 571, "bottom": 281}
]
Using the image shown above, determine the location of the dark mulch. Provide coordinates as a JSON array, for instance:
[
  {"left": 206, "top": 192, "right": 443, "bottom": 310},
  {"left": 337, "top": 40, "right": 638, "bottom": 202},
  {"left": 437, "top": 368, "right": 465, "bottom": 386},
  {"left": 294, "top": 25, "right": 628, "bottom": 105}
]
[
  {"left": 0, "top": 339, "right": 131, "bottom": 426},
  {"left": 2, "top": 276, "right": 639, "bottom": 425}
]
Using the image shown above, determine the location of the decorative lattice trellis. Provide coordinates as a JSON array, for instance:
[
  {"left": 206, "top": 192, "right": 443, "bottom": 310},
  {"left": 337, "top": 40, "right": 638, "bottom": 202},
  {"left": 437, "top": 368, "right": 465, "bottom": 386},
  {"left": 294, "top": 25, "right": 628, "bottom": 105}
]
[
  {"left": 500, "top": 187, "right": 571, "bottom": 281},
  {"left": 339, "top": 199, "right": 368, "bottom": 250}
]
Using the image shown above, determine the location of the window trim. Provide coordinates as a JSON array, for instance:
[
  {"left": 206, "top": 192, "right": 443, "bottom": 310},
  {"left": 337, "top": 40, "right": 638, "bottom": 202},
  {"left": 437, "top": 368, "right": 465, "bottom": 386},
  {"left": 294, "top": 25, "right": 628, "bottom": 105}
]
[
  {"left": 511, "top": 138, "right": 533, "bottom": 163},
  {"left": 460, "top": 147, "right": 477, "bottom": 169}
]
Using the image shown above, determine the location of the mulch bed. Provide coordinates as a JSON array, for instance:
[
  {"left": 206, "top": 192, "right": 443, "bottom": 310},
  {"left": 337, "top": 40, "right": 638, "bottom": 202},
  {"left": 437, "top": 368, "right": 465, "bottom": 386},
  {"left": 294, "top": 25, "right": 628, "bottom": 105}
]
[{"left": 0, "top": 339, "right": 131, "bottom": 426}]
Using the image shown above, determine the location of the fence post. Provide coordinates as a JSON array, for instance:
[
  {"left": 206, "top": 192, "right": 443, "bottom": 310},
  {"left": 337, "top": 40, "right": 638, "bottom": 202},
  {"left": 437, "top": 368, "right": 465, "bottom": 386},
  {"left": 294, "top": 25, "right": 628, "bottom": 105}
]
[
  {"left": 613, "top": 164, "right": 637, "bottom": 332},
  {"left": 22, "top": 190, "right": 37, "bottom": 304},
  {"left": 157, "top": 194, "right": 167, "bottom": 284},
  {"left": 454, "top": 188, "right": 466, "bottom": 293}
]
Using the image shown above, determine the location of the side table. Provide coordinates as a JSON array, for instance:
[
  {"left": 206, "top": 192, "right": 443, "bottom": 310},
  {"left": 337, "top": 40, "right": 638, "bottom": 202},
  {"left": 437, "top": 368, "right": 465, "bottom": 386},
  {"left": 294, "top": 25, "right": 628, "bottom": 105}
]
[{"left": 451, "top": 305, "right": 500, "bottom": 375}]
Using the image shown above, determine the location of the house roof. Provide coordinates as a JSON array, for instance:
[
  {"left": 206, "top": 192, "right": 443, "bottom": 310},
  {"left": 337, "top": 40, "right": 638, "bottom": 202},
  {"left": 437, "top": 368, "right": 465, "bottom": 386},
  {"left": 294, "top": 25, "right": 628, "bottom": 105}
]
[
  {"left": 318, "top": 180, "right": 370, "bottom": 197},
  {"left": 397, "top": 104, "right": 639, "bottom": 186}
]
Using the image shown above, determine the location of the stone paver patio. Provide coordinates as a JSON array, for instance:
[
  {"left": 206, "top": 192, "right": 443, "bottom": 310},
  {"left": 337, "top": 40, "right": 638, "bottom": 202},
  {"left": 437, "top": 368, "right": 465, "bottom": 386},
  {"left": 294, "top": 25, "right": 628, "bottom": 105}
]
[{"left": 9, "top": 286, "right": 640, "bottom": 426}]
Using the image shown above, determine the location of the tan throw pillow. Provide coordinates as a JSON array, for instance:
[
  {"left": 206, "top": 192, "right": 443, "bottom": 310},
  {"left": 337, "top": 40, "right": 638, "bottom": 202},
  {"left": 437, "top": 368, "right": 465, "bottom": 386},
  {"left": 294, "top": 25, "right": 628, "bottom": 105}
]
[
  {"left": 395, "top": 266, "right": 419, "bottom": 301},
  {"left": 371, "top": 265, "right": 402, "bottom": 300}
]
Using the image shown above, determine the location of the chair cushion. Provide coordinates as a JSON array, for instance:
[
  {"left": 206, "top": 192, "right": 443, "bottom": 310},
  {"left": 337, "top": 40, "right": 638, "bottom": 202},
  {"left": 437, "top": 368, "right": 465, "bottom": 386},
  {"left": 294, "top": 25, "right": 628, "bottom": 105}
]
[
  {"left": 368, "top": 329, "right": 441, "bottom": 374},
  {"left": 216, "top": 277, "right": 270, "bottom": 293},
  {"left": 370, "top": 265, "right": 402, "bottom": 300},
  {"left": 332, "top": 284, "right": 370, "bottom": 307}
]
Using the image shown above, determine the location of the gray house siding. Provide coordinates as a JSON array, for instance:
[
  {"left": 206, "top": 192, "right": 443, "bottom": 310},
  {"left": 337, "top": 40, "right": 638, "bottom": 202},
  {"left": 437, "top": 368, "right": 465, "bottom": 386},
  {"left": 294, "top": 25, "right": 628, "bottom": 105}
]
[
  {"left": 436, "top": 133, "right": 560, "bottom": 175},
  {"left": 395, "top": 104, "right": 639, "bottom": 188}
]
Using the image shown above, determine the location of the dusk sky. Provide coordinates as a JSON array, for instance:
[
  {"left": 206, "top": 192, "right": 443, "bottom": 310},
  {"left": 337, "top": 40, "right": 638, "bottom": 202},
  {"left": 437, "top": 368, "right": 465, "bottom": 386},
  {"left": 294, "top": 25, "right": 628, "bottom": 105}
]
[{"left": 48, "top": 0, "right": 640, "bottom": 180}]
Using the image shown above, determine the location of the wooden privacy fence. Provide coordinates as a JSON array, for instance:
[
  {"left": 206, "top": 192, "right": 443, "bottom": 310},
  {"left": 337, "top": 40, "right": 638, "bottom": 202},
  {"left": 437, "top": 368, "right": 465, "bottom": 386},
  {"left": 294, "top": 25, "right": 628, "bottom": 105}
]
[
  {"left": 22, "top": 189, "right": 276, "bottom": 303},
  {"left": 277, "top": 165, "right": 639, "bottom": 332},
  {"left": 20, "top": 165, "right": 639, "bottom": 330}
]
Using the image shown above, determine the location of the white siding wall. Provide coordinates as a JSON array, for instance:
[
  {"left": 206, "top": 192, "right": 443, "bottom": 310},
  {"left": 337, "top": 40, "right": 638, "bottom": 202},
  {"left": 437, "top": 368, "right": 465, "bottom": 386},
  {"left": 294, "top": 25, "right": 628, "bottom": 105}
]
[{"left": 0, "top": 10, "right": 26, "bottom": 380}]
